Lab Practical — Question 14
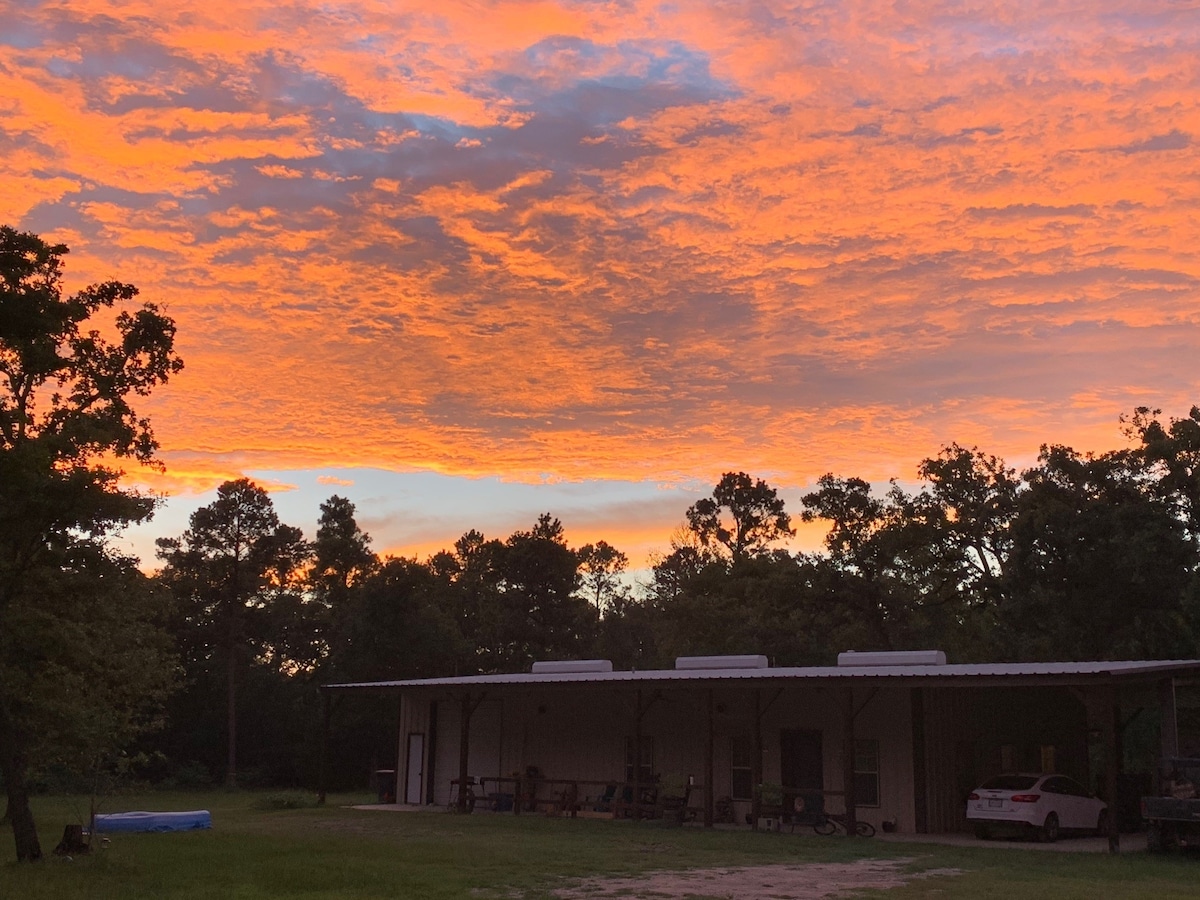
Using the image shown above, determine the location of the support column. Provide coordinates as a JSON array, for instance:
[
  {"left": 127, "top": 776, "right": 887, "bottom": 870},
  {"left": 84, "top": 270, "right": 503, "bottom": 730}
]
[
  {"left": 457, "top": 692, "right": 483, "bottom": 813},
  {"left": 1160, "top": 677, "right": 1180, "bottom": 768},
  {"left": 704, "top": 689, "right": 715, "bottom": 828},
  {"left": 1102, "top": 684, "right": 1120, "bottom": 853},
  {"left": 911, "top": 688, "right": 927, "bottom": 833},
  {"left": 751, "top": 689, "right": 763, "bottom": 828},
  {"left": 634, "top": 688, "right": 644, "bottom": 821},
  {"left": 843, "top": 685, "right": 858, "bottom": 838}
]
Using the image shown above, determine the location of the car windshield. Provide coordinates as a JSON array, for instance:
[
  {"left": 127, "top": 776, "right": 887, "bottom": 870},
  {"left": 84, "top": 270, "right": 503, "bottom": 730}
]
[{"left": 980, "top": 775, "right": 1040, "bottom": 791}]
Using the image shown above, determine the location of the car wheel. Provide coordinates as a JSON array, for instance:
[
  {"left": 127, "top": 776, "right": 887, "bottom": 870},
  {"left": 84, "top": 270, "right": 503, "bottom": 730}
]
[
  {"left": 973, "top": 824, "right": 991, "bottom": 840},
  {"left": 1038, "top": 812, "right": 1059, "bottom": 843},
  {"left": 1096, "top": 809, "right": 1110, "bottom": 836}
]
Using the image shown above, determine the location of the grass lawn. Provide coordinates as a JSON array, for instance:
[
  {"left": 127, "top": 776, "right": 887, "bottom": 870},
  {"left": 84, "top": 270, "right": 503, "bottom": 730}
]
[{"left": 1, "top": 792, "right": 1197, "bottom": 899}]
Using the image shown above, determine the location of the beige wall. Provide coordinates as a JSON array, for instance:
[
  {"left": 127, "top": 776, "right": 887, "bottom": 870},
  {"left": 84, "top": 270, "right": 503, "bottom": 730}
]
[{"left": 403, "top": 682, "right": 917, "bottom": 832}]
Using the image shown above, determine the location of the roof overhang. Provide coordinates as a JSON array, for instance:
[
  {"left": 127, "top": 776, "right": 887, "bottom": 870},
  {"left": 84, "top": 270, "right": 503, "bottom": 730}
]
[{"left": 321, "top": 659, "right": 1200, "bottom": 694}]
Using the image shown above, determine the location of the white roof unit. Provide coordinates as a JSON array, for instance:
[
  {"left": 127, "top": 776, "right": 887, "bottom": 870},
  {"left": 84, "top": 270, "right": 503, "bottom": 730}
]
[
  {"left": 838, "top": 650, "right": 947, "bottom": 667},
  {"left": 530, "top": 659, "right": 614, "bottom": 674},
  {"left": 675, "top": 655, "right": 769, "bottom": 670}
]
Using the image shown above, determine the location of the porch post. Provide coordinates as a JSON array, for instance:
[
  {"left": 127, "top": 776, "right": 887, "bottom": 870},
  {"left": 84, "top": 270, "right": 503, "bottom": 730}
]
[
  {"left": 911, "top": 687, "right": 927, "bottom": 833},
  {"left": 634, "top": 688, "right": 644, "bottom": 821},
  {"left": 317, "top": 689, "right": 331, "bottom": 806},
  {"left": 1160, "top": 677, "right": 1180, "bottom": 765},
  {"left": 1103, "top": 684, "right": 1120, "bottom": 853},
  {"left": 752, "top": 689, "right": 763, "bottom": 827},
  {"left": 705, "top": 688, "right": 715, "bottom": 827},
  {"left": 457, "top": 692, "right": 473, "bottom": 813},
  {"left": 843, "top": 684, "right": 858, "bottom": 837}
]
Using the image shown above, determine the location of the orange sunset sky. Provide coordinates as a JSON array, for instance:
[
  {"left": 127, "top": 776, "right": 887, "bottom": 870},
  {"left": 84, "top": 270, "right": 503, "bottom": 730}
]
[{"left": 3, "top": 1, "right": 1198, "bottom": 567}]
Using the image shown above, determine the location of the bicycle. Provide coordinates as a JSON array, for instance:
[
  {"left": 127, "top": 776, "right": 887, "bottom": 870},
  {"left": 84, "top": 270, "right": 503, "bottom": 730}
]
[{"left": 813, "top": 813, "right": 875, "bottom": 837}]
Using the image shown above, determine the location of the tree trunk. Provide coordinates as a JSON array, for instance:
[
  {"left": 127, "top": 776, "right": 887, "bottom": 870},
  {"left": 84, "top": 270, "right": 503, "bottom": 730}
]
[
  {"left": 225, "top": 610, "right": 238, "bottom": 788},
  {"left": 0, "top": 704, "right": 41, "bottom": 861},
  {"left": 226, "top": 644, "right": 238, "bottom": 788}
]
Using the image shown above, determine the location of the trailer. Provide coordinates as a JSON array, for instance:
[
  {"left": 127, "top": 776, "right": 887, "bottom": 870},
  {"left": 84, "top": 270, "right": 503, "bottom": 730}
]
[{"left": 1143, "top": 758, "right": 1200, "bottom": 851}]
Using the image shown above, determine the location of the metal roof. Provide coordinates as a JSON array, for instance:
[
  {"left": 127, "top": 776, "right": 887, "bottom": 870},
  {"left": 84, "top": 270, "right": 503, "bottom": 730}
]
[{"left": 323, "top": 658, "right": 1200, "bottom": 691}]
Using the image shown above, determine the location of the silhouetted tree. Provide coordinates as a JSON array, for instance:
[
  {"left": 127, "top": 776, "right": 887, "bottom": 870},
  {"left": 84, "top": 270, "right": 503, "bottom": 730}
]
[
  {"left": 491, "top": 514, "right": 594, "bottom": 670},
  {"left": 0, "top": 226, "right": 182, "bottom": 861},
  {"left": 156, "top": 479, "right": 309, "bottom": 787},
  {"left": 685, "top": 472, "right": 794, "bottom": 563},
  {"left": 1000, "top": 445, "right": 1196, "bottom": 660},
  {"left": 1125, "top": 405, "right": 1200, "bottom": 544},
  {"left": 577, "top": 540, "right": 629, "bottom": 613},
  {"left": 310, "top": 495, "right": 378, "bottom": 668}
]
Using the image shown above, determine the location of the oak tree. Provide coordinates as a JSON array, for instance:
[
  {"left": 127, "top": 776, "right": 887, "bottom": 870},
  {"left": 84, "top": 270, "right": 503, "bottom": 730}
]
[
  {"left": 0, "top": 226, "right": 182, "bottom": 861},
  {"left": 685, "top": 472, "right": 794, "bottom": 563}
]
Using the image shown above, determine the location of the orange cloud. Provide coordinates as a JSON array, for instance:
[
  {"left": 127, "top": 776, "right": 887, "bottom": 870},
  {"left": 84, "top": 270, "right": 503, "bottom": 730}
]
[{"left": 1, "top": 0, "right": 1197, "bottom": 523}]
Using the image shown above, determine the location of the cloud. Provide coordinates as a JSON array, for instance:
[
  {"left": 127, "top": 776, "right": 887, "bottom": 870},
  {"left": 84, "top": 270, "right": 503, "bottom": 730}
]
[
  {"left": 1, "top": 0, "right": 1198, "bottom": 528},
  {"left": 1117, "top": 130, "right": 1191, "bottom": 154}
]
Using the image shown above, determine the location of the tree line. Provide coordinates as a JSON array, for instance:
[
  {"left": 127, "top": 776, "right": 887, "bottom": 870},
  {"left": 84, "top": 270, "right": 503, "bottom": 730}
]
[
  {"left": 141, "top": 407, "right": 1200, "bottom": 803},
  {"left": 3, "top": 224, "right": 1199, "bottom": 860}
]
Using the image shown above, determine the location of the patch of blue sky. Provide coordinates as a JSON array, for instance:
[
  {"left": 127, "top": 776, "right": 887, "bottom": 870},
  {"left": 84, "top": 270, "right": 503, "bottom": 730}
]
[
  {"left": 45, "top": 57, "right": 75, "bottom": 78},
  {"left": 2, "top": 24, "right": 42, "bottom": 50},
  {"left": 515, "top": 35, "right": 726, "bottom": 96},
  {"left": 114, "top": 468, "right": 842, "bottom": 574},
  {"left": 115, "top": 469, "right": 701, "bottom": 570}
]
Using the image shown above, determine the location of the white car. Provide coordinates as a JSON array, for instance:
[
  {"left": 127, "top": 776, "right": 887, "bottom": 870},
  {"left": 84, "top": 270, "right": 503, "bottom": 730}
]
[{"left": 966, "top": 773, "right": 1108, "bottom": 841}]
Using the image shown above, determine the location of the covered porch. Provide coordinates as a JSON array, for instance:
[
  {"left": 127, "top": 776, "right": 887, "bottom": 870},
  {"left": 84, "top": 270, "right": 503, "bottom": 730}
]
[{"left": 322, "top": 653, "right": 1200, "bottom": 852}]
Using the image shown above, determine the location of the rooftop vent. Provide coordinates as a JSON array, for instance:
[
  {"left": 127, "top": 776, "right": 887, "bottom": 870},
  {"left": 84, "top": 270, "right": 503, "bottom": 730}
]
[
  {"left": 675, "top": 655, "right": 769, "bottom": 670},
  {"left": 531, "top": 659, "right": 614, "bottom": 674},
  {"left": 837, "top": 650, "right": 947, "bottom": 667}
]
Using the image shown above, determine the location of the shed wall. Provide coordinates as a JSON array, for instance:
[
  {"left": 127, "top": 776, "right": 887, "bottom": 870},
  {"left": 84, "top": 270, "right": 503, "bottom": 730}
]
[{"left": 414, "top": 682, "right": 916, "bottom": 831}]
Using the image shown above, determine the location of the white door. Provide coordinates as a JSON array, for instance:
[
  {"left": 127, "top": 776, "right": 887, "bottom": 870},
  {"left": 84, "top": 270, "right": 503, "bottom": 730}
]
[{"left": 405, "top": 733, "right": 425, "bottom": 805}]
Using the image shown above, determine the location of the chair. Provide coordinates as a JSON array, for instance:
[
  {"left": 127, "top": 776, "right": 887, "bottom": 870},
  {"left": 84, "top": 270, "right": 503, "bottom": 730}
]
[
  {"left": 611, "top": 785, "right": 641, "bottom": 818},
  {"left": 658, "top": 775, "right": 692, "bottom": 824},
  {"left": 592, "top": 784, "right": 618, "bottom": 813}
]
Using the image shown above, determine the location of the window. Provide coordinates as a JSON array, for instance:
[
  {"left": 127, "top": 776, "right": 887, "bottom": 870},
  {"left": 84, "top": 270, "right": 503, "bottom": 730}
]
[
  {"left": 624, "top": 736, "right": 654, "bottom": 787},
  {"left": 1040, "top": 776, "right": 1066, "bottom": 794},
  {"left": 730, "top": 736, "right": 754, "bottom": 801},
  {"left": 853, "top": 739, "right": 880, "bottom": 807}
]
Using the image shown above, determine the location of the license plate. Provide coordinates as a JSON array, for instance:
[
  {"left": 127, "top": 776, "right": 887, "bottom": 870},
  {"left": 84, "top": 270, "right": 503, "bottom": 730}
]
[{"left": 988, "top": 799, "right": 1003, "bottom": 808}]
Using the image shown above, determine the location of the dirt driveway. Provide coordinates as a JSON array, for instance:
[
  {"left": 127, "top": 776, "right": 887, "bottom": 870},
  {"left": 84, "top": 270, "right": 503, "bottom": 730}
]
[{"left": 551, "top": 858, "right": 959, "bottom": 899}]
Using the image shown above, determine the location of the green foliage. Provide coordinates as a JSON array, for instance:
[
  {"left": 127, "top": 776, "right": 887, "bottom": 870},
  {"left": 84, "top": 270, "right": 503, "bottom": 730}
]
[
  {"left": 755, "top": 781, "right": 784, "bottom": 806},
  {"left": 576, "top": 540, "right": 629, "bottom": 612},
  {"left": 686, "top": 472, "right": 794, "bottom": 563},
  {"left": 329, "top": 556, "right": 463, "bottom": 683},
  {"left": 1002, "top": 444, "right": 1195, "bottom": 660},
  {"left": 156, "top": 479, "right": 311, "bottom": 788},
  {"left": 0, "top": 226, "right": 182, "bottom": 861},
  {"left": 143, "top": 406, "right": 1200, "bottom": 801}
]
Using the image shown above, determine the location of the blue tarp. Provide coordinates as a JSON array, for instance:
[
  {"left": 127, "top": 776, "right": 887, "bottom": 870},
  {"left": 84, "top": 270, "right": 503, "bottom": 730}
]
[{"left": 93, "top": 810, "right": 212, "bottom": 833}]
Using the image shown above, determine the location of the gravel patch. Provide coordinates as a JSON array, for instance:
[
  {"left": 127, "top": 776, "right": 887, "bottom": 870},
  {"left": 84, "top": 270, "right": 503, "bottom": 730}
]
[{"left": 551, "top": 858, "right": 961, "bottom": 899}]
